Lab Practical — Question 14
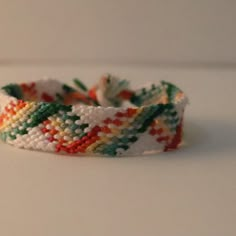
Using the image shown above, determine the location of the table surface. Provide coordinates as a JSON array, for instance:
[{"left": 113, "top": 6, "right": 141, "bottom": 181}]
[{"left": 0, "top": 65, "right": 235, "bottom": 236}]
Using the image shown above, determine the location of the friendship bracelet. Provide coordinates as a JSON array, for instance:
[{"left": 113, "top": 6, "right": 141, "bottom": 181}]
[{"left": 0, "top": 74, "right": 188, "bottom": 157}]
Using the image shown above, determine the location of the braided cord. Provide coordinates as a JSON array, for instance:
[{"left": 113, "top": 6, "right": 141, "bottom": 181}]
[{"left": 0, "top": 76, "right": 188, "bottom": 156}]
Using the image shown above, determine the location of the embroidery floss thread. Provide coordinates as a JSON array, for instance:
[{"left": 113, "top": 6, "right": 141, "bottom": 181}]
[{"left": 0, "top": 74, "right": 188, "bottom": 156}]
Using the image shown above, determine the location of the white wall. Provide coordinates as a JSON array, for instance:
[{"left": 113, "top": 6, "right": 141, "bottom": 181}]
[{"left": 0, "top": 0, "right": 236, "bottom": 65}]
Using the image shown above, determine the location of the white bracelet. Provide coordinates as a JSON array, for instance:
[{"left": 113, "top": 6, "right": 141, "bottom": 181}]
[{"left": 0, "top": 74, "right": 188, "bottom": 156}]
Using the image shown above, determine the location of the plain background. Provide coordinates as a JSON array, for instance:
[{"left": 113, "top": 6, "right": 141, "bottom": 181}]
[{"left": 0, "top": 0, "right": 236, "bottom": 66}]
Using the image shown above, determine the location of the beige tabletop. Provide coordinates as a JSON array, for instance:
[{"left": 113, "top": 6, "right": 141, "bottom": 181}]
[{"left": 0, "top": 65, "right": 235, "bottom": 236}]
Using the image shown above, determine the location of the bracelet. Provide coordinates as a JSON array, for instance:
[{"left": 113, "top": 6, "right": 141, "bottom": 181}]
[{"left": 0, "top": 74, "right": 188, "bottom": 157}]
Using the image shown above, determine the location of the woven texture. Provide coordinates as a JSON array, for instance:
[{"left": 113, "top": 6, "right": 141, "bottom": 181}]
[{"left": 0, "top": 74, "right": 188, "bottom": 156}]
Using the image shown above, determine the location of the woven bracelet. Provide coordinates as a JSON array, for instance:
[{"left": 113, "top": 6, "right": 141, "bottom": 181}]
[{"left": 0, "top": 74, "right": 188, "bottom": 157}]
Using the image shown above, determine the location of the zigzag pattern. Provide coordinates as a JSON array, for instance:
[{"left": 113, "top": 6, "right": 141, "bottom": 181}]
[{"left": 0, "top": 77, "right": 187, "bottom": 156}]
